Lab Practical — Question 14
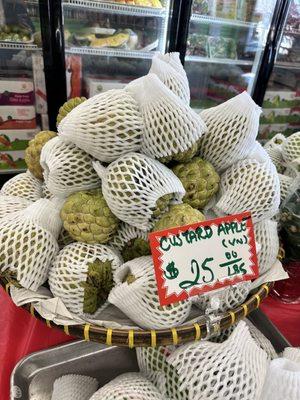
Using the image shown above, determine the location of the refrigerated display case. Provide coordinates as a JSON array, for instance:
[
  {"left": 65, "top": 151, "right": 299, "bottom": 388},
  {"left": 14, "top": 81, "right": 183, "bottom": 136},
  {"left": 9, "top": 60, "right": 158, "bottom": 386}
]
[
  {"left": 259, "top": 0, "right": 300, "bottom": 140},
  {"left": 0, "top": 0, "right": 47, "bottom": 173},
  {"left": 61, "top": 0, "right": 172, "bottom": 99},
  {"left": 183, "top": 0, "right": 278, "bottom": 110}
]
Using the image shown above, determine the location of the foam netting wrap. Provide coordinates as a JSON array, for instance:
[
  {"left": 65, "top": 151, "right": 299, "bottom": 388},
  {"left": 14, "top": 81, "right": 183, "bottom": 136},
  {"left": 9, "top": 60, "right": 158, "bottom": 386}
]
[
  {"left": 89, "top": 373, "right": 166, "bottom": 400},
  {"left": 246, "top": 141, "right": 272, "bottom": 165},
  {"left": 40, "top": 136, "right": 100, "bottom": 198},
  {"left": 282, "top": 131, "right": 300, "bottom": 163},
  {"left": 109, "top": 222, "right": 149, "bottom": 252},
  {"left": 278, "top": 173, "right": 297, "bottom": 204},
  {"left": 137, "top": 346, "right": 189, "bottom": 400},
  {"left": 42, "top": 182, "right": 54, "bottom": 199},
  {"left": 57, "top": 89, "right": 144, "bottom": 162},
  {"left": 149, "top": 53, "right": 190, "bottom": 104},
  {"left": 283, "top": 347, "right": 300, "bottom": 363},
  {"left": 0, "top": 171, "right": 42, "bottom": 201},
  {"left": 51, "top": 374, "right": 99, "bottom": 400},
  {"left": 214, "top": 159, "right": 280, "bottom": 223},
  {"left": 168, "top": 321, "right": 268, "bottom": 400},
  {"left": 127, "top": 73, "right": 207, "bottom": 161},
  {"left": 0, "top": 195, "right": 31, "bottom": 219},
  {"left": 199, "top": 92, "right": 261, "bottom": 172},
  {"left": 94, "top": 153, "right": 185, "bottom": 231},
  {"left": 254, "top": 219, "right": 279, "bottom": 275},
  {"left": 244, "top": 319, "right": 277, "bottom": 360},
  {"left": 48, "top": 242, "right": 122, "bottom": 317},
  {"left": 192, "top": 281, "right": 251, "bottom": 313},
  {"left": 264, "top": 133, "right": 286, "bottom": 173},
  {"left": 0, "top": 199, "right": 60, "bottom": 290},
  {"left": 260, "top": 358, "right": 300, "bottom": 400},
  {"left": 108, "top": 256, "right": 191, "bottom": 329},
  {"left": 158, "top": 52, "right": 187, "bottom": 79}
]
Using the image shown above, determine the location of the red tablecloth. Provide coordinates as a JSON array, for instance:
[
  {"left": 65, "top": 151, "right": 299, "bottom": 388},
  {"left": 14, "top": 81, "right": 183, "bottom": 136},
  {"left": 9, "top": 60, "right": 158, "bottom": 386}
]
[{"left": 0, "top": 288, "right": 72, "bottom": 400}]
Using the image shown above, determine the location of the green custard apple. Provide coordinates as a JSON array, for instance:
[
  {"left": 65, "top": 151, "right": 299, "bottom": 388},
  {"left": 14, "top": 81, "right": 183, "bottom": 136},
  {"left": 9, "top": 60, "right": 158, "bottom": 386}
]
[
  {"left": 61, "top": 189, "right": 119, "bottom": 244},
  {"left": 172, "top": 157, "right": 220, "bottom": 209},
  {"left": 56, "top": 96, "right": 87, "bottom": 126},
  {"left": 153, "top": 203, "right": 205, "bottom": 231}
]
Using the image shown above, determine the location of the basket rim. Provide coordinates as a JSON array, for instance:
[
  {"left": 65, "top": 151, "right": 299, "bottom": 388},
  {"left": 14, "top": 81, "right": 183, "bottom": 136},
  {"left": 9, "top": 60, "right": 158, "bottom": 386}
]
[{"left": 0, "top": 276, "right": 273, "bottom": 348}]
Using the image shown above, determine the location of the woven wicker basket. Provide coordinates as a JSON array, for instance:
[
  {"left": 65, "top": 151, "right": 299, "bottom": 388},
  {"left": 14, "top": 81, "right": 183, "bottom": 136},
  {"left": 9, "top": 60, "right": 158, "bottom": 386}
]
[{"left": 0, "top": 276, "right": 273, "bottom": 348}]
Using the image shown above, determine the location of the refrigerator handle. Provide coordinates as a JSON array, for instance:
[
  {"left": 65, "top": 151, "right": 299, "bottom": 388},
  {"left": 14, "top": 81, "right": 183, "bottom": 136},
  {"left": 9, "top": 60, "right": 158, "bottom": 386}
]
[
  {"left": 39, "top": 0, "right": 67, "bottom": 131},
  {"left": 252, "top": 0, "right": 292, "bottom": 106},
  {"left": 168, "top": 0, "right": 193, "bottom": 65}
]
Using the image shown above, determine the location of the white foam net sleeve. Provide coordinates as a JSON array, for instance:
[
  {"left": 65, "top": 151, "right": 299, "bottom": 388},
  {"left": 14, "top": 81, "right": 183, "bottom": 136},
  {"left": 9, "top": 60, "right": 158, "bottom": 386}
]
[
  {"left": 0, "top": 171, "right": 42, "bottom": 201},
  {"left": 278, "top": 173, "right": 295, "bottom": 203},
  {"left": 127, "top": 73, "right": 207, "bottom": 161},
  {"left": 149, "top": 53, "right": 190, "bottom": 104},
  {"left": 199, "top": 91, "right": 261, "bottom": 172},
  {"left": 0, "top": 195, "right": 31, "bottom": 219},
  {"left": 40, "top": 136, "right": 100, "bottom": 198},
  {"left": 264, "top": 133, "right": 287, "bottom": 151},
  {"left": 94, "top": 153, "right": 185, "bottom": 231},
  {"left": 48, "top": 242, "right": 122, "bottom": 317},
  {"left": 244, "top": 319, "right": 277, "bottom": 360},
  {"left": 254, "top": 219, "right": 279, "bottom": 275},
  {"left": 157, "top": 52, "right": 187, "bottom": 80},
  {"left": 168, "top": 321, "right": 268, "bottom": 400},
  {"left": 108, "top": 256, "right": 191, "bottom": 329},
  {"left": 89, "top": 372, "right": 166, "bottom": 400},
  {"left": 0, "top": 200, "right": 60, "bottom": 290},
  {"left": 51, "top": 374, "right": 99, "bottom": 400},
  {"left": 264, "top": 134, "right": 286, "bottom": 174},
  {"left": 57, "top": 89, "right": 144, "bottom": 162},
  {"left": 282, "top": 131, "right": 300, "bottom": 164},
  {"left": 214, "top": 159, "right": 280, "bottom": 223},
  {"left": 136, "top": 346, "right": 189, "bottom": 400},
  {"left": 42, "top": 182, "right": 54, "bottom": 199},
  {"left": 283, "top": 347, "right": 300, "bottom": 363},
  {"left": 193, "top": 281, "right": 251, "bottom": 313},
  {"left": 109, "top": 222, "right": 148, "bottom": 252},
  {"left": 246, "top": 141, "right": 272, "bottom": 165},
  {"left": 260, "top": 358, "right": 300, "bottom": 400}
]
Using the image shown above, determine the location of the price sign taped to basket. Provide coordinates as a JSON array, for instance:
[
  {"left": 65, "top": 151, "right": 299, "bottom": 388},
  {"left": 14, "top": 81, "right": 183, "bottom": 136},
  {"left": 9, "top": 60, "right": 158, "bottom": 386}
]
[{"left": 149, "top": 212, "right": 258, "bottom": 306}]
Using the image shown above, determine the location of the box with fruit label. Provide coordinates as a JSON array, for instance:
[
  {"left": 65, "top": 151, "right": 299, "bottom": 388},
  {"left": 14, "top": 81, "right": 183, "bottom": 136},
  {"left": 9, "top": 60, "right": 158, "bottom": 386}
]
[
  {"left": 263, "top": 90, "right": 300, "bottom": 109},
  {"left": 260, "top": 108, "right": 299, "bottom": 125},
  {"left": 0, "top": 79, "right": 34, "bottom": 106},
  {"left": 0, "top": 106, "right": 36, "bottom": 129},
  {"left": 85, "top": 77, "right": 127, "bottom": 98},
  {"left": 0, "top": 129, "right": 37, "bottom": 151},
  {"left": 0, "top": 151, "right": 27, "bottom": 171}
]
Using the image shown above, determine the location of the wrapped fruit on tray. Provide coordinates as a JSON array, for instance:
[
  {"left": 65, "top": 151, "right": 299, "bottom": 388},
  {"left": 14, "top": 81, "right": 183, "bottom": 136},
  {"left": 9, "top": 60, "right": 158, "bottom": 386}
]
[{"left": 0, "top": 52, "right": 284, "bottom": 347}]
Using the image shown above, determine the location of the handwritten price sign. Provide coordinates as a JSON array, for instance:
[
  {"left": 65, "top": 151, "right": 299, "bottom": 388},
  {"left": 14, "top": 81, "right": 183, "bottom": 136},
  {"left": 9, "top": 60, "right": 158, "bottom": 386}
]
[{"left": 149, "top": 212, "right": 258, "bottom": 306}]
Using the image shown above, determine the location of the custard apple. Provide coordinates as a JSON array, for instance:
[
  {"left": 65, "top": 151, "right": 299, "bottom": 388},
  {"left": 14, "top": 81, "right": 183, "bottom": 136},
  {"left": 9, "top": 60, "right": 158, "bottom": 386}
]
[
  {"left": 82, "top": 259, "right": 114, "bottom": 314},
  {"left": 153, "top": 203, "right": 205, "bottom": 231},
  {"left": 25, "top": 130, "right": 57, "bottom": 180},
  {"left": 159, "top": 140, "right": 200, "bottom": 164},
  {"left": 152, "top": 193, "right": 173, "bottom": 219},
  {"left": 172, "top": 157, "right": 220, "bottom": 209},
  {"left": 56, "top": 96, "right": 86, "bottom": 126},
  {"left": 61, "top": 189, "right": 119, "bottom": 244},
  {"left": 122, "top": 238, "right": 151, "bottom": 262}
]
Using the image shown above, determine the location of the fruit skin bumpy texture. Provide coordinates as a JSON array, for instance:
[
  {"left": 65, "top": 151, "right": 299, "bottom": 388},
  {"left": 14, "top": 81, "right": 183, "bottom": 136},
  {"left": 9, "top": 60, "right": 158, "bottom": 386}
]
[
  {"left": 172, "top": 157, "right": 220, "bottom": 209},
  {"left": 60, "top": 189, "right": 119, "bottom": 244},
  {"left": 25, "top": 130, "right": 57, "bottom": 180},
  {"left": 153, "top": 203, "right": 205, "bottom": 231},
  {"left": 56, "top": 96, "right": 87, "bottom": 126}
]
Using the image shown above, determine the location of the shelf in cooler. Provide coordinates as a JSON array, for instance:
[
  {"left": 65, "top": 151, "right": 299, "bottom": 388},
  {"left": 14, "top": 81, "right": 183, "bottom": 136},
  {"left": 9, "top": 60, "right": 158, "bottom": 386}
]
[
  {"left": 275, "top": 61, "right": 300, "bottom": 70},
  {"left": 65, "top": 45, "right": 156, "bottom": 58},
  {"left": 63, "top": 0, "right": 167, "bottom": 17},
  {"left": 0, "top": 41, "right": 40, "bottom": 51},
  {"left": 190, "top": 14, "right": 257, "bottom": 28},
  {"left": 185, "top": 55, "right": 253, "bottom": 66}
]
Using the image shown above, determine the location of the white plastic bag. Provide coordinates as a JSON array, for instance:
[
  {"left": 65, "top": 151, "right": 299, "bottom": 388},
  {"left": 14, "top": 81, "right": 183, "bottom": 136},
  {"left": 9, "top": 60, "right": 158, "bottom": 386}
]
[
  {"left": 58, "top": 89, "right": 144, "bottom": 162},
  {"left": 199, "top": 92, "right": 261, "bottom": 172},
  {"left": 40, "top": 136, "right": 100, "bottom": 198},
  {"left": 108, "top": 256, "right": 191, "bottom": 329},
  {"left": 94, "top": 152, "right": 185, "bottom": 231}
]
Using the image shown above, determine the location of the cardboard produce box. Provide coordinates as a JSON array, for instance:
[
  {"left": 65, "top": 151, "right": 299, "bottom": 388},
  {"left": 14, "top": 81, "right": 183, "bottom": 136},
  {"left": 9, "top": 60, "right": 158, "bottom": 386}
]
[
  {"left": 263, "top": 90, "right": 300, "bottom": 109},
  {"left": 0, "top": 78, "right": 34, "bottom": 106},
  {"left": 85, "top": 77, "right": 127, "bottom": 98},
  {"left": 0, "top": 128, "right": 37, "bottom": 151},
  {"left": 0, "top": 105, "right": 36, "bottom": 129},
  {"left": 0, "top": 150, "right": 26, "bottom": 171},
  {"left": 261, "top": 108, "right": 299, "bottom": 124}
]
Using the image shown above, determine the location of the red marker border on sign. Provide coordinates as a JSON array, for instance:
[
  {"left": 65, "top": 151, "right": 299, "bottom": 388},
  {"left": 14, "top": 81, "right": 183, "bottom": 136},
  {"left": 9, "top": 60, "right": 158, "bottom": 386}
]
[{"left": 149, "top": 212, "right": 259, "bottom": 306}]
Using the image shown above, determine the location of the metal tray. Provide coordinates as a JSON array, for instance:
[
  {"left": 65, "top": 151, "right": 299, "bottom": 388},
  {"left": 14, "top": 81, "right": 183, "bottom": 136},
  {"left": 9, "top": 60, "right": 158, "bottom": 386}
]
[
  {"left": 11, "top": 341, "right": 138, "bottom": 400},
  {"left": 11, "top": 310, "right": 290, "bottom": 400}
]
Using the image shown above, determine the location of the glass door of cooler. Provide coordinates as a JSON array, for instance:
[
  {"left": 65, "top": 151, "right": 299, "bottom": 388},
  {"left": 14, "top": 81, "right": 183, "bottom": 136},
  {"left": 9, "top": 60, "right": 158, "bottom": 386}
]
[
  {"left": 185, "top": 0, "right": 277, "bottom": 111},
  {"left": 259, "top": 0, "right": 300, "bottom": 141},
  {"left": 0, "top": 0, "right": 47, "bottom": 174},
  {"left": 61, "top": 0, "right": 171, "bottom": 99}
]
